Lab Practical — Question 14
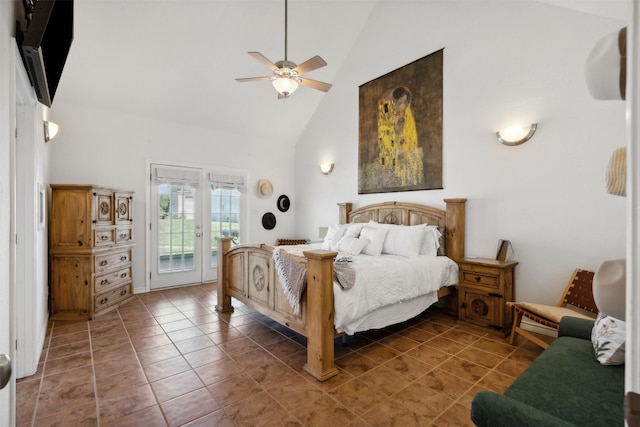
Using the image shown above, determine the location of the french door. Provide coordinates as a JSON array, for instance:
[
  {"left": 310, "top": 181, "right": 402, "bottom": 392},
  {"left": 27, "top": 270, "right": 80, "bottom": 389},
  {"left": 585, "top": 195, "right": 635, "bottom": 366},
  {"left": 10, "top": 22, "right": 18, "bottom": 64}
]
[{"left": 149, "top": 163, "right": 245, "bottom": 290}]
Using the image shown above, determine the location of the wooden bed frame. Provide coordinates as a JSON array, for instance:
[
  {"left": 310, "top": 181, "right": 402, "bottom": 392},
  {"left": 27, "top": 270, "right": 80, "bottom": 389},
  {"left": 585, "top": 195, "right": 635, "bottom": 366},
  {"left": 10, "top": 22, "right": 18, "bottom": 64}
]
[{"left": 215, "top": 198, "right": 466, "bottom": 381}]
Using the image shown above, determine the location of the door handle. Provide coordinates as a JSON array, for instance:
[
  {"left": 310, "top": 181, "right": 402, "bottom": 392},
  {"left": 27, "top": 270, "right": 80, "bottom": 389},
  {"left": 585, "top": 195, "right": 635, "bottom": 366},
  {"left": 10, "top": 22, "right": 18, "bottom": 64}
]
[
  {"left": 0, "top": 354, "right": 11, "bottom": 389},
  {"left": 195, "top": 233, "right": 201, "bottom": 238}
]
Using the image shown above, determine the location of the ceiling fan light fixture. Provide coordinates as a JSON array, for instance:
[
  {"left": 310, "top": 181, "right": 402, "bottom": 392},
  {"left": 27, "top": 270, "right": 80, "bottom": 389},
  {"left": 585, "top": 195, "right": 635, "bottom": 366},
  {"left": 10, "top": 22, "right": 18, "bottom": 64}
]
[{"left": 272, "top": 77, "right": 299, "bottom": 97}]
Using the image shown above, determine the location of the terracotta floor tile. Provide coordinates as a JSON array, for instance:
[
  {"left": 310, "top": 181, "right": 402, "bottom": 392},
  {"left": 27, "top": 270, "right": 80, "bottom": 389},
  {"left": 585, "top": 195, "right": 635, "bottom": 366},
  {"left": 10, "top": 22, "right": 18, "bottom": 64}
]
[
  {"left": 101, "top": 405, "right": 167, "bottom": 427},
  {"left": 173, "top": 335, "right": 215, "bottom": 354},
  {"left": 359, "top": 365, "right": 413, "bottom": 396},
  {"left": 160, "top": 387, "right": 220, "bottom": 427},
  {"left": 328, "top": 378, "right": 386, "bottom": 415},
  {"left": 96, "top": 367, "right": 149, "bottom": 400},
  {"left": 41, "top": 351, "right": 92, "bottom": 376},
  {"left": 17, "top": 285, "right": 542, "bottom": 426},
  {"left": 144, "top": 355, "right": 191, "bottom": 383},
  {"left": 361, "top": 396, "right": 433, "bottom": 427},
  {"left": 182, "top": 409, "right": 234, "bottom": 427},
  {"left": 98, "top": 383, "right": 158, "bottom": 423},
  {"left": 137, "top": 343, "right": 181, "bottom": 366},
  {"left": 151, "top": 370, "right": 204, "bottom": 403},
  {"left": 417, "top": 368, "right": 475, "bottom": 399},
  {"left": 384, "top": 353, "right": 434, "bottom": 380},
  {"left": 206, "top": 372, "right": 262, "bottom": 407},
  {"left": 456, "top": 347, "right": 504, "bottom": 369}
]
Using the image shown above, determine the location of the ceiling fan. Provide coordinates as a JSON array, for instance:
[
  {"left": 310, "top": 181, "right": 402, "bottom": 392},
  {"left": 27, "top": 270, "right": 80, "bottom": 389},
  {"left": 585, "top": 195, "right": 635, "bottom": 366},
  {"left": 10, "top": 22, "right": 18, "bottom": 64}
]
[{"left": 236, "top": 0, "right": 332, "bottom": 99}]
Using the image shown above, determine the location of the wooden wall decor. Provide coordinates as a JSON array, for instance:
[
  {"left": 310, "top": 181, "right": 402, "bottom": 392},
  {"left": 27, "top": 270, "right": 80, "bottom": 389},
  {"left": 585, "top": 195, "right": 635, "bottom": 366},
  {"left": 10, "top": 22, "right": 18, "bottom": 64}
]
[{"left": 358, "top": 49, "right": 443, "bottom": 194}]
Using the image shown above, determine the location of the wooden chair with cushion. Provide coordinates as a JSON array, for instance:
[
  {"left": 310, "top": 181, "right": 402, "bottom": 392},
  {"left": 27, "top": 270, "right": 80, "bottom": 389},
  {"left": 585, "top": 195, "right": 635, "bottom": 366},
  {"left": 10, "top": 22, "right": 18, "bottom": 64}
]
[{"left": 507, "top": 269, "right": 598, "bottom": 349}]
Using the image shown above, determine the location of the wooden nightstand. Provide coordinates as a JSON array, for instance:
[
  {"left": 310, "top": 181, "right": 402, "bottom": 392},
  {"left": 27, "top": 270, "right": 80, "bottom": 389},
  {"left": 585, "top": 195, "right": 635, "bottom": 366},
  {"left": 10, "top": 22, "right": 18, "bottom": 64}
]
[{"left": 458, "top": 257, "right": 517, "bottom": 336}]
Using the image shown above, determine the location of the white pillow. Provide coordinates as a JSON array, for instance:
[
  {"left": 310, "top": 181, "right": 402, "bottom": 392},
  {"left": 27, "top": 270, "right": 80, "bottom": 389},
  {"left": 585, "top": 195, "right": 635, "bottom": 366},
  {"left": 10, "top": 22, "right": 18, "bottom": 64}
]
[
  {"left": 359, "top": 226, "right": 388, "bottom": 256},
  {"left": 592, "top": 312, "right": 625, "bottom": 365},
  {"left": 344, "top": 223, "right": 364, "bottom": 238},
  {"left": 420, "top": 225, "right": 442, "bottom": 256},
  {"left": 337, "top": 236, "right": 368, "bottom": 256},
  {"left": 382, "top": 224, "right": 426, "bottom": 257},
  {"left": 321, "top": 224, "right": 348, "bottom": 251}
]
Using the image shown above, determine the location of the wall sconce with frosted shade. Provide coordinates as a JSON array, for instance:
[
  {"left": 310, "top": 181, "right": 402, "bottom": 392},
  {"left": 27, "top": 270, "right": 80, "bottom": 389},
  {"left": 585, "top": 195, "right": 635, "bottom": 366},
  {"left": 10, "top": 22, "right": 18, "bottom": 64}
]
[
  {"left": 44, "top": 121, "right": 59, "bottom": 142},
  {"left": 496, "top": 124, "right": 537, "bottom": 146},
  {"left": 320, "top": 162, "right": 334, "bottom": 175}
]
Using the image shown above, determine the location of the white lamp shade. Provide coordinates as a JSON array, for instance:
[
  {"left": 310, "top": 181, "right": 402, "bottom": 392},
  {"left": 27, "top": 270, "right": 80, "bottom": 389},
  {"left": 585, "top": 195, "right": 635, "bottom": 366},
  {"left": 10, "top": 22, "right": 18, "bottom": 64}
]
[
  {"left": 584, "top": 28, "right": 626, "bottom": 100},
  {"left": 272, "top": 77, "right": 299, "bottom": 96},
  {"left": 593, "top": 259, "right": 626, "bottom": 320}
]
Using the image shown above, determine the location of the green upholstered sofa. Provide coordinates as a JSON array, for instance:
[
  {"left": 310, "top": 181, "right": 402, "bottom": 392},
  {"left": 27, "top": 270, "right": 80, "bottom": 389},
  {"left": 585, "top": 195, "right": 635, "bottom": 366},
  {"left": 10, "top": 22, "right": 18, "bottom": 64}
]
[{"left": 471, "top": 316, "right": 624, "bottom": 427}]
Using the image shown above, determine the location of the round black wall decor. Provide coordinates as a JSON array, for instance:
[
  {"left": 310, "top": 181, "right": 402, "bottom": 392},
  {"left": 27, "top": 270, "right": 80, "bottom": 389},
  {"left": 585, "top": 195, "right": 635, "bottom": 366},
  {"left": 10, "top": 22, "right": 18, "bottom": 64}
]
[
  {"left": 277, "top": 195, "right": 290, "bottom": 212},
  {"left": 262, "top": 212, "right": 276, "bottom": 230}
]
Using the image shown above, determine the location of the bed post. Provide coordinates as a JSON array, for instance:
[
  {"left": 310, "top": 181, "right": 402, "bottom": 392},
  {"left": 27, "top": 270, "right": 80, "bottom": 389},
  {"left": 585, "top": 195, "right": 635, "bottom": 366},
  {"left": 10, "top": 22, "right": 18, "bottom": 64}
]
[
  {"left": 302, "top": 249, "right": 339, "bottom": 381},
  {"left": 338, "top": 203, "right": 352, "bottom": 224},
  {"left": 444, "top": 198, "right": 467, "bottom": 262},
  {"left": 215, "top": 237, "right": 234, "bottom": 313}
]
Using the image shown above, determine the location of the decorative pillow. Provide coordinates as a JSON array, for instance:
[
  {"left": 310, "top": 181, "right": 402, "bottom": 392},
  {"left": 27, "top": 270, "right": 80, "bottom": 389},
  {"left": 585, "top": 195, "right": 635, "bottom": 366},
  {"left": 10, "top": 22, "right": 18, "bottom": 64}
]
[
  {"left": 344, "top": 223, "right": 364, "bottom": 238},
  {"left": 592, "top": 312, "right": 625, "bottom": 365},
  {"left": 382, "top": 224, "right": 426, "bottom": 257},
  {"left": 421, "top": 226, "right": 441, "bottom": 257},
  {"left": 359, "top": 226, "right": 388, "bottom": 256},
  {"left": 436, "top": 226, "right": 446, "bottom": 256},
  {"left": 336, "top": 236, "right": 368, "bottom": 256},
  {"left": 321, "top": 224, "right": 348, "bottom": 251}
]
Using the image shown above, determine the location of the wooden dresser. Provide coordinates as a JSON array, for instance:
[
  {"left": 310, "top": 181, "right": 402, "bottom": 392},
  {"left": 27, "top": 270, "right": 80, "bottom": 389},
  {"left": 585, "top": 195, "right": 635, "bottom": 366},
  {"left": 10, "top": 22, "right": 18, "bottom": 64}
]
[
  {"left": 458, "top": 257, "right": 517, "bottom": 336},
  {"left": 49, "top": 184, "right": 135, "bottom": 320}
]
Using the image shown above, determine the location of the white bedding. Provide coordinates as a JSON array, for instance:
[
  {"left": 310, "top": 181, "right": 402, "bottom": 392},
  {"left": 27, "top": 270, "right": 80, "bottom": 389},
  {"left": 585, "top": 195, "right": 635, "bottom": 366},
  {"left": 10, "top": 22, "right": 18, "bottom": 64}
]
[{"left": 278, "top": 244, "right": 459, "bottom": 335}]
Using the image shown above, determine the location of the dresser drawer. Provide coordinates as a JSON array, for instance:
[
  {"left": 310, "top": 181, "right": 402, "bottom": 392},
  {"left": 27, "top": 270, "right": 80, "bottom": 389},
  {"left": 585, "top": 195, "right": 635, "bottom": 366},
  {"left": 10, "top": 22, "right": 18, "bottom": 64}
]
[
  {"left": 94, "top": 228, "right": 115, "bottom": 247},
  {"left": 95, "top": 267, "right": 132, "bottom": 293},
  {"left": 115, "top": 227, "right": 132, "bottom": 244},
  {"left": 95, "top": 283, "right": 132, "bottom": 314},
  {"left": 95, "top": 249, "right": 131, "bottom": 274}
]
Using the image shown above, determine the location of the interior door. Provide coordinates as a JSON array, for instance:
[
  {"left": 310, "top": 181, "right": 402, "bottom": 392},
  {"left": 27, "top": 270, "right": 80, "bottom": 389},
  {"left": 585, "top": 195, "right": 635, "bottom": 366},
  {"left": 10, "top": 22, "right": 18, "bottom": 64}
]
[{"left": 150, "top": 164, "right": 203, "bottom": 289}]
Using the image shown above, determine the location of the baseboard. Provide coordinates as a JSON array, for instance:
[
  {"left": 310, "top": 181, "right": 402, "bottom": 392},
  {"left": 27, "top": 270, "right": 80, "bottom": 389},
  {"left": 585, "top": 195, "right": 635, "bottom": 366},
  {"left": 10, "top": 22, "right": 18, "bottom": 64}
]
[{"left": 520, "top": 317, "right": 558, "bottom": 337}]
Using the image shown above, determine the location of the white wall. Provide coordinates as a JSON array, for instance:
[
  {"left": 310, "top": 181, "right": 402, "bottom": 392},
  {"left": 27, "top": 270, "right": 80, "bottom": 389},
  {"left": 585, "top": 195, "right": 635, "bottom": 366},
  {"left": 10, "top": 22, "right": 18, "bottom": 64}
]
[
  {"left": 295, "top": 1, "right": 627, "bottom": 303},
  {"left": 48, "top": 103, "right": 298, "bottom": 293}
]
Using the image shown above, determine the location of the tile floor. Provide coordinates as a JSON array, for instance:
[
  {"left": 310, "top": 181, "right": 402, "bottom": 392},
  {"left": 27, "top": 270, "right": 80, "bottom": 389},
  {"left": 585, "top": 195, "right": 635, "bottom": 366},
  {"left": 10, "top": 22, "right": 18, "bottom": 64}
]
[{"left": 16, "top": 284, "right": 548, "bottom": 426}]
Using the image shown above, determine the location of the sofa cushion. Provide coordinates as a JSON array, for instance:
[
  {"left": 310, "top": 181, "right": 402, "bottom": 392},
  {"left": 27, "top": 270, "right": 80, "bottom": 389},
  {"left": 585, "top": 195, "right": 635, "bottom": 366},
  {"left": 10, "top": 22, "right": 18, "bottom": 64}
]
[{"left": 504, "top": 335, "right": 624, "bottom": 426}]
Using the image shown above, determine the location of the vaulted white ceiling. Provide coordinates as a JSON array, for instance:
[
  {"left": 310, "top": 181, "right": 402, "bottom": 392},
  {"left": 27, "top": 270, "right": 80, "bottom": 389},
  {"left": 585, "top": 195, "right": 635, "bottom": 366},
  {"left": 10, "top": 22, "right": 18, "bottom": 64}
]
[{"left": 53, "top": 0, "right": 627, "bottom": 146}]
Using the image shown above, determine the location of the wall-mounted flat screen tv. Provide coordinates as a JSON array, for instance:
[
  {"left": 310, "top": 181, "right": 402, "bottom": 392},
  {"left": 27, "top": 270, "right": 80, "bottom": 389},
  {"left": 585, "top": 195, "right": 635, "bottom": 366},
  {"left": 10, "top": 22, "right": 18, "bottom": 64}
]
[{"left": 19, "top": 0, "right": 74, "bottom": 107}]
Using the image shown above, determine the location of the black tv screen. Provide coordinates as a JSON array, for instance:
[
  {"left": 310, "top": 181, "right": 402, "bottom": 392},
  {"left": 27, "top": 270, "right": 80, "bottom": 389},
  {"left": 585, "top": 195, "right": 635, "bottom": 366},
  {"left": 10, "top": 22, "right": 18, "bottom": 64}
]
[{"left": 19, "top": 0, "right": 74, "bottom": 107}]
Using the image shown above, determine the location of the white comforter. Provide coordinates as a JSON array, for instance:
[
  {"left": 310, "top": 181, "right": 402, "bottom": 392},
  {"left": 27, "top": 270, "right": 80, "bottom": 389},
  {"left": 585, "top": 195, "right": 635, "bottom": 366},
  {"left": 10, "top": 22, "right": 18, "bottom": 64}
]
[{"left": 279, "top": 244, "right": 458, "bottom": 334}]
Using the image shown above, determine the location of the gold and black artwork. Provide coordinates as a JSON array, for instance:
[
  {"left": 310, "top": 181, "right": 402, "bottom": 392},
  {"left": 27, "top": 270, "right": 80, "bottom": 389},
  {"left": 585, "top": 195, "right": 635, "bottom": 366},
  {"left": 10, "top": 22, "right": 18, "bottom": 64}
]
[{"left": 358, "top": 49, "right": 443, "bottom": 194}]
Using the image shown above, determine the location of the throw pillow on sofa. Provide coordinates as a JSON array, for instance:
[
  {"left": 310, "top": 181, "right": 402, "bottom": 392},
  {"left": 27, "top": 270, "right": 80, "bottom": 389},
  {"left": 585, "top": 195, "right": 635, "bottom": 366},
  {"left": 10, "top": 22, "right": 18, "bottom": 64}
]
[{"left": 591, "top": 312, "right": 625, "bottom": 365}]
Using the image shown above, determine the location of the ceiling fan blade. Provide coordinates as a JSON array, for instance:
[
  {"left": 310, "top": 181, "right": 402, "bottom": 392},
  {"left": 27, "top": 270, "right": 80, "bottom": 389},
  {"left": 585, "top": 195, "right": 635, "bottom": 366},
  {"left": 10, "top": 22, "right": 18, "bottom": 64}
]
[
  {"left": 236, "top": 76, "right": 273, "bottom": 82},
  {"left": 248, "top": 52, "right": 279, "bottom": 71},
  {"left": 298, "top": 77, "right": 332, "bottom": 92},
  {"left": 292, "top": 55, "right": 327, "bottom": 75}
]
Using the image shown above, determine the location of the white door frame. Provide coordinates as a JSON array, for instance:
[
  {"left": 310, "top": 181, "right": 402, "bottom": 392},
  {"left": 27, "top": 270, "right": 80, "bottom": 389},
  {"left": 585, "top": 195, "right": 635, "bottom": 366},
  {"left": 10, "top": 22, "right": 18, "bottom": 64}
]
[{"left": 144, "top": 160, "right": 249, "bottom": 293}]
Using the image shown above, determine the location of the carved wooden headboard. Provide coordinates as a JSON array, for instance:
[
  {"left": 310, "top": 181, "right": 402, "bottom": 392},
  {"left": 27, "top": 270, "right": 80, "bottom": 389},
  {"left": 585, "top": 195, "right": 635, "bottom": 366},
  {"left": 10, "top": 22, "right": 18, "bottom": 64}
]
[{"left": 337, "top": 199, "right": 466, "bottom": 261}]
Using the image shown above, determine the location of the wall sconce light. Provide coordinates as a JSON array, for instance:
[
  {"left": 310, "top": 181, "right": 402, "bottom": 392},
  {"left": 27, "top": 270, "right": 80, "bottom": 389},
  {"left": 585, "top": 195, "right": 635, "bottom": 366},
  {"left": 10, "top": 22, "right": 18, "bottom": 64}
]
[
  {"left": 496, "top": 123, "right": 537, "bottom": 146},
  {"left": 44, "top": 121, "right": 59, "bottom": 142},
  {"left": 320, "top": 162, "right": 334, "bottom": 175}
]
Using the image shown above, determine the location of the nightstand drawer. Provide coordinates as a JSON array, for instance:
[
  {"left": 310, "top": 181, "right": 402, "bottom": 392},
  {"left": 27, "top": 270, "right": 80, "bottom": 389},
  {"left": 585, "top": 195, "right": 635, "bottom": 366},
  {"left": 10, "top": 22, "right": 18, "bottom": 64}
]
[{"left": 461, "top": 271, "right": 499, "bottom": 289}]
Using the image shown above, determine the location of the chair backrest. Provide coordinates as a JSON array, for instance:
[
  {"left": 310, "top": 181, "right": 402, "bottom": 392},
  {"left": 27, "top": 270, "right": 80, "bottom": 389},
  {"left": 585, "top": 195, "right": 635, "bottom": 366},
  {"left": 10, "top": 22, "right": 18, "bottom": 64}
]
[{"left": 557, "top": 268, "right": 599, "bottom": 314}]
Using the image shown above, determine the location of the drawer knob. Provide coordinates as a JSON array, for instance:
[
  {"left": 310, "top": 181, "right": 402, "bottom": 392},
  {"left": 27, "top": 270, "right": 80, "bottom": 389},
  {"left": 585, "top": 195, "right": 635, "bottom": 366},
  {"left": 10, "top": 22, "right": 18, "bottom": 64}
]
[
  {"left": 100, "top": 260, "right": 108, "bottom": 266},
  {"left": 120, "top": 289, "right": 128, "bottom": 296},
  {"left": 120, "top": 233, "right": 128, "bottom": 238},
  {"left": 100, "top": 279, "right": 110, "bottom": 286},
  {"left": 101, "top": 235, "right": 109, "bottom": 240},
  {"left": 100, "top": 298, "right": 108, "bottom": 305},
  {"left": 120, "top": 273, "right": 127, "bottom": 278},
  {"left": 120, "top": 256, "right": 127, "bottom": 261},
  {"left": 475, "top": 276, "right": 481, "bottom": 282}
]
